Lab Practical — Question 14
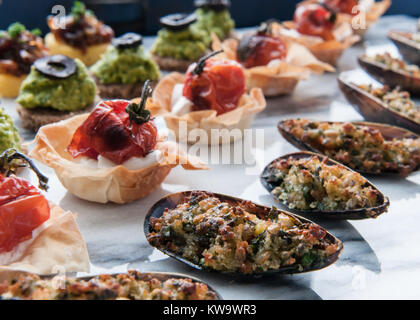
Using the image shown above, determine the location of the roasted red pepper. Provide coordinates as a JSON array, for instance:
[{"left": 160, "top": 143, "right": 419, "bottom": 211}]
[
  {"left": 324, "top": 0, "right": 358, "bottom": 15},
  {"left": 294, "top": 3, "right": 336, "bottom": 41},
  {"left": 0, "top": 149, "right": 50, "bottom": 254},
  {"left": 237, "top": 22, "right": 288, "bottom": 68},
  {"left": 183, "top": 51, "right": 246, "bottom": 115},
  {"left": 68, "top": 82, "right": 158, "bottom": 164}
]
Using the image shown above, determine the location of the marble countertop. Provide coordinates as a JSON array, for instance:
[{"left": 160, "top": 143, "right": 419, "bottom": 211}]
[{"left": 1, "top": 15, "right": 420, "bottom": 300}]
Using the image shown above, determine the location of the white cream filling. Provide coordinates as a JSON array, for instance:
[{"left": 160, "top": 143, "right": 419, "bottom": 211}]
[
  {"left": 281, "top": 28, "right": 323, "bottom": 44},
  {"left": 75, "top": 116, "right": 167, "bottom": 171},
  {"left": 267, "top": 59, "right": 282, "bottom": 67},
  {"left": 170, "top": 84, "right": 193, "bottom": 116}
]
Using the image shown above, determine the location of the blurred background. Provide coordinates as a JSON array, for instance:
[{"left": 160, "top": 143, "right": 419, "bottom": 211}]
[{"left": 0, "top": 0, "right": 419, "bottom": 36}]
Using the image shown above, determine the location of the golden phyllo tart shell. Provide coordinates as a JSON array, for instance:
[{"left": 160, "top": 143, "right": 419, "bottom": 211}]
[
  {"left": 277, "top": 21, "right": 360, "bottom": 66},
  {"left": 212, "top": 35, "right": 334, "bottom": 96},
  {"left": 149, "top": 73, "right": 266, "bottom": 145},
  {"left": 0, "top": 202, "right": 90, "bottom": 276},
  {"left": 30, "top": 114, "right": 207, "bottom": 204}
]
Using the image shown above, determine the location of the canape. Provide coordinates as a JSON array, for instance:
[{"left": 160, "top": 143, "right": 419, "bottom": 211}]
[
  {"left": 0, "top": 149, "right": 89, "bottom": 275},
  {"left": 212, "top": 21, "right": 334, "bottom": 96},
  {"left": 0, "top": 23, "right": 47, "bottom": 98},
  {"left": 16, "top": 55, "right": 97, "bottom": 132},
  {"left": 45, "top": 1, "right": 114, "bottom": 66},
  {"left": 358, "top": 53, "right": 420, "bottom": 95},
  {"left": 146, "top": 191, "right": 342, "bottom": 275},
  {"left": 278, "top": 2, "right": 360, "bottom": 65},
  {"left": 261, "top": 152, "right": 390, "bottom": 219},
  {"left": 30, "top": 82, "right": 206, "bottom": 204},
  {"left": 150, "top": 51, "right": 266, "bottom": 144},
  {"left": 0, "top": 270, "right": 220, "bottom": 300},
  {"left": 338, "top": 74, "right": 420, "bottom": 134},
  {"left": 91, "top": 32, "right": 160, "bottom": 99},
  {"left": 278, "top": 119, "right": 420, "bottom": 176},
  {"left": 193, "top": 0, "right": 235, "bottom": 42},
  {"left": 151, "top": 13, "right": 209, "bottom": 72},
  {"left": 300, "top": 0, "right": 391, "bottom": 36},
  {"left": 0, "top": 108, "right": 23, "bottom": 153},
  {"left": 388, "top": 31, "right": 420, "bottom": 66}
]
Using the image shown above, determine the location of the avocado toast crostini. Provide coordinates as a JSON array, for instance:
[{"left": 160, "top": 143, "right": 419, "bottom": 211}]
[
  {"left": 91, "top": 32, "right": 160, "bottom": 99},
  {"left": 16, "top": 55, "right": 97, "bottom": 132},
  {"left": 0, "top": 108, "right": 23, "bottom": 154},
  {"left": 151, "top": 13, "right": 209, "bottom": 72},
  {"left": 193, "top": 0, "right": 235, "bottom": 42}
]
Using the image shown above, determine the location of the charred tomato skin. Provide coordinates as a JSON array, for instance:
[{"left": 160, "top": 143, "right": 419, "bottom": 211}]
[
  {"left": 237, "top": 33, "right": 288, "bottom": 68},
  {"left": 67, "top": 99, "right": 158, "bottom": 164},
  {"left": 183, "top": 58, "right": 246, "bottom": 115},
  {"left": 294, "top": 3, "right": 336, "bottom": 41}
]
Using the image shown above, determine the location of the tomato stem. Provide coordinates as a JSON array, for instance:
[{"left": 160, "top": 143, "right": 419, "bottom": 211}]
[
  {"left": 125, "top": 80, "right": 152, "bottom": 126},
  {"left": 192, "top": 50, "right": 224, "bottom": 76},
  {"left": 0, "top": 148, "right": 49, "bottom": 191},
  {"left": 257, "top": 19, "right": 279, "bottom": 35}
]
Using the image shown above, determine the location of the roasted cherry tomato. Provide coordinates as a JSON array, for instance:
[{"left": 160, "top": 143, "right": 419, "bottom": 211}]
[
  {"left": 324, "top": 0, "right": 358, "bottom": 15},
  {"left": 0, "top": 150, "right": 50, "bottom": 254},
  {"left": 68, "top": 83, "right": 158, "bottom": 164},
  {"left": 183, "top": 51, "right": 246, "bottom": 115},
  {"left": 237, "top": 29, "right": 288, "bottom": 68},
  {"left": 294, "top": 3, "right": 336, "bottom": 41}
]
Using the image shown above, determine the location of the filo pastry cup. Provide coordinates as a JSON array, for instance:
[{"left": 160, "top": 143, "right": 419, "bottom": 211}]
[
  {"left": 299, "top": 0, "right": 391, "bottom": 37},
  {"left": 276, "top": 21, "right": 360, "bottom": 66},
  {"left": 0, "top": 202, "right": 90, "bottom": 277},
  {"left": 338, "top": 0, "right": 391, "bottom": 36},
  {"left": 212, "top": 34, "right": 334, "bottom": 97},
  {"left": 29, "top": 113, "right": 207, "bottom": 204},
  {"left": 149, "top": 73, "right": 266, "bottom": 145}
]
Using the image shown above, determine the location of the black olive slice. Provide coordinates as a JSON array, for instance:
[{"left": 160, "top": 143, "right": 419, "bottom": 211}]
[
  {"left": 194, "top": 0, "right": 230, "bottom": 11},
  {"left": 112, "top": 32, "right": 143, "bottom": 49},
  {"left": 160, "top": 13, "right": 197, "bottom": 31},
  {"left": 34, "top": 55, "right": 77, "bottom": 79}
]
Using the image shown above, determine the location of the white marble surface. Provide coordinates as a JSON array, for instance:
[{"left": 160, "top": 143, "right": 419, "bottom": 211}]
[{"left": 1, "top": 16, "right": 420, "bottom": 300}]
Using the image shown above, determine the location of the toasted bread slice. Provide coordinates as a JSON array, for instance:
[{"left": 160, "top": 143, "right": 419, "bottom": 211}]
[
  {"left": 17, "top": 103, "right": 95, "bottom": 132},
  {"left": 94, "top": 78, "right": 157, "bottom": 100},
  {"left": 152, "top": 54, "right": 194, "bottom": 73}
]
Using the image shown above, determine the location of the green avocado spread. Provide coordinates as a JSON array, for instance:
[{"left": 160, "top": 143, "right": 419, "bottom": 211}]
[
  {"left": 91, "top": 45, "right": 160, "bottom": 85},
  {"left": 17, "top": 59, "right": 96, "bottom": 112},
  {"left": 193, "top": 8, "right": 235, "bottom": 41},
  {"left": 0, "top": 108, "right": 21, "bottom": 153},
  {"left": 151, "top": 26, "right": 208, "bottom": 61}
]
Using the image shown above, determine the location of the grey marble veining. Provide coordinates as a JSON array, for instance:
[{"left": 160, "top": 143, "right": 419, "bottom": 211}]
[{"left": 1, "top": 15, "right": 419, "bottom": 300}]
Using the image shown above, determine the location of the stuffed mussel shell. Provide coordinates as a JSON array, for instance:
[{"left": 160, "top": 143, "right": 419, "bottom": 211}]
[
  {"left": 358, "top": 54, "right": 420, "bottom": 95},
  {"left": 0, "top": 270, "right": 222, "bottom": 300},
  {"left": 261, "top": 151, "right": 390, "bottom": 220},
  {"left": 388, "top": 31, "right": 420, "bottom": 66},
  {"left": 338, "top": 72, "right": 420, "bottom": 134},
  {"left": 278, "top": 119, "right": 420, "bottom": 176},
  {"left": 145, "top": 190, "right": 343, "bottom": 276}
]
